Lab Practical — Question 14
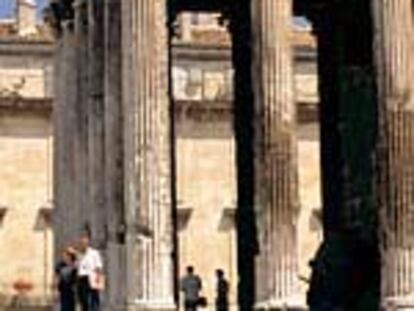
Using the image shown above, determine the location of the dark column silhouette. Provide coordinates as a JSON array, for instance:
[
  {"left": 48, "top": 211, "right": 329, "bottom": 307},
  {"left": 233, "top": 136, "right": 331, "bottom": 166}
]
[{"left": 307, "top": 1, "right": 380, "bottom": 310}]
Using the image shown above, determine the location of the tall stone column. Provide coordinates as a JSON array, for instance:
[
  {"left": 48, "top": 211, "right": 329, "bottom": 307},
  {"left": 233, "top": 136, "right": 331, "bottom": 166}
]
[
  {"left": 373, "top": 0, "right": 414, "bottom": 309},
  {"left": 53, "top": 19, "right": 78, "bottom": 252},
  {"left": 53, "top": 21, "right": 68, "bottom": 255},
  {"left": 104, "top": 0, "right": 127, "bottom": 309},
  {"left": 122, "top": 0, "right": 175, "bottom": 309},
  {"left": 73, "top": 0, "right": 90, "bottom": 238},
  {"left": 307, "top": 2, "right": 380, "bottom": 308},
  {"left": 251, "top": 0, "right": 301, "bottom": 308},
  {"left": 87, "top": 0, "right": 106, "bottom": 248}
]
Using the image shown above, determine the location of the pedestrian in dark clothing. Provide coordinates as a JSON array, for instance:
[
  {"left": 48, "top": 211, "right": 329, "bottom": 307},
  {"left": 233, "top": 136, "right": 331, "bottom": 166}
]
[
  {"left": 55, "top": 247, "right": 77, "bottom": 311},
  {"left": 215, "top": 269, "right": 229, "bottom": 311},
  {"left": 180, "top": 266, "right": 203, "bottom": 311}
]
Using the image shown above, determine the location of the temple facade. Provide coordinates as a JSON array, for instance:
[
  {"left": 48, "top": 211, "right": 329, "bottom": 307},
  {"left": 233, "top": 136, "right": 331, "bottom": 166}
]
[
  {"left": 44, "top": 0, "right": 414, "bottom": 310},
  {"left": 0, "top": 2, "right": 321, "bottom": 309}
]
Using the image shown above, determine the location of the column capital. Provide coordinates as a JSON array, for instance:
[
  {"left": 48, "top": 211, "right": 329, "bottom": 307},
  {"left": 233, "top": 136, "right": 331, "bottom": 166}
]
[
  {"left": 131, "top": 298, "right": 176, "bottom": 311},
  {"left": 43, "top": 0, "right": 75, "bottom": 37}
]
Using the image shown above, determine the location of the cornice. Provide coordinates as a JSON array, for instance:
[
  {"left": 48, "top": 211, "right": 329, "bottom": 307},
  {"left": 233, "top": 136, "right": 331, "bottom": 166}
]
[
  {"left": 0, "top": 40, "right": 54, "bottom": 56},
  {"left": 0, "top": 96, "right": 52, "bottom": 112}
]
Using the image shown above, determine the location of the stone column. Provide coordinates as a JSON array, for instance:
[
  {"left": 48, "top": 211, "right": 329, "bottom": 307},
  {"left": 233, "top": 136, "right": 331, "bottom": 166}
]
[
  {"left": 306, "top": 2, "right": 380, "bottom": 309},
  {"left": 251, "top": 0, "right": 301, "bottom": 308},
  {"left": 104, "top": 0, "right": 127, "bottom": 309},
  {"left": 53, "top": 19, "right": 78, "bottom": 252},
  {"left": 73, "top": 0, "right": 90, "bottom": 238},
  {"left": 87, "top": 0, "right": 106, "bottom": 247},
  {"left": 53, "top": 21, "right": 67, "bottom": 256},
  {"left": 373, "top": 0, "right": 414, "bottom": 309},
  {"left": 122, "top": 0, "right": 175, "bottom": 309}
]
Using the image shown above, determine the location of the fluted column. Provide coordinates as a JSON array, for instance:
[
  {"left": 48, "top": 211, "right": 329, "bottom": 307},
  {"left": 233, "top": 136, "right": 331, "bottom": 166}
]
[
  {"left": 73, "top": 0, "right": 90, "bottom": 237},
  {"left": 87, "top": 0, "right": 106, "bottom": 248},
  {"left": 122, "top": 0, "right": 175, "bottom": 309},
  {"left": 104, "top": 0, "right": 127, "bottom": 309},
  {"left": 53, "top": 21, "right": 70, "bottom": 255},
  {"left": 251, "top": 0, "right": 301, "bottom": 308},
  {"left": 307, "top": 1, "right": 382, "bottom": 308},
  {"left": 54, "top": 20, "right": 78, "bottom": 252},
  {"left": 373, "top": 0, "right": 414, "bottom": 309}
]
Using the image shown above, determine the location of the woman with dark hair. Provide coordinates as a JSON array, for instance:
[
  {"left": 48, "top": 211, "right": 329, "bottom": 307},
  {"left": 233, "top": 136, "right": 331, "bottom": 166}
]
[{"left": 55, "top": 247, "right": 77, "bottom": 311}]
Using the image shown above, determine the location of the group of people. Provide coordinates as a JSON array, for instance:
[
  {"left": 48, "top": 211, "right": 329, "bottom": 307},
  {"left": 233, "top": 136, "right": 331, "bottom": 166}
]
[
  {"left": 54, "top": 233, "right": 104, "bottom": 311},
  {"left": 55, "top": 239, "right": 228, "bottom": 311},
  {"left": 180, "top": 266, "right": 229, "bottom": 311}
]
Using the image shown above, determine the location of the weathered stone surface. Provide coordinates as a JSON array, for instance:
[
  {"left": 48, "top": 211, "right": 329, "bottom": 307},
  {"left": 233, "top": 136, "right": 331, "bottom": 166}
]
[
  {"left": 53, "top": 20, "right": 77, "bottom": 252},
  {"left": 73, "top": 0, "right": 89, "bottom": 240},
  {"left": 104, "top": 0, "right": 126, "bottom": 309},
  {"left": 373, "top": 0, "right": 414, "bottom": 308},
  {"left": 307, "top": 2, "right": 380, "bottom": 310},
  {"left": 0, "top": 112, "right": 53, "bottom": 304},
  {"left": 251, "top": 0, "right": 301, "bottom": 307},
  {"left": 87, "top": 0, "right": 106, "bottom": 249},
  {"left": 121, "top": 0, "right": 175, "bottom": 308}
]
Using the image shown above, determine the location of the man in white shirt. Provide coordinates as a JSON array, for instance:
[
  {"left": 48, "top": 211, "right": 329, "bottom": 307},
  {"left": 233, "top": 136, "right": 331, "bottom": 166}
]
[{"left": 77, "top": 233, "right": 103, "bottom": 311}]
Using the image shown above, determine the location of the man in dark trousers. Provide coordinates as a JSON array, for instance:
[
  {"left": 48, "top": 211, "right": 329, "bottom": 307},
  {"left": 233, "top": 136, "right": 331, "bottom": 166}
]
[
  {"left": 76, "top": 233, "right": 104, "bottom": 311},
  {"left": 215, "top": 269, "right": 229, "bottom": 311},
  {"left": 180, "top": 266, "right": 202, "bottom": 311}
]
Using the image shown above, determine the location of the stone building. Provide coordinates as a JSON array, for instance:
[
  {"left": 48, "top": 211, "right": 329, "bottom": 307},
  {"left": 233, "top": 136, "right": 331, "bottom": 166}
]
[
  {"left": 46, "top": 0, "right": 327, "bottom": 307},
  {"left": 171, "top": 13, "right": 320, "bottom": 309},
  {"left": 20, "top": 0, "right": 414, "bottom": 310},
  {"left": 0, "top": 3, "right": 322, "bottom": 309},
  {"left": 46, "top": 0, "right": 326, "bottom": 308},
  {"left": 0, "top": 1, "right": 320, "bottom": 307},
  {"left": 0, "top": 0, "right": 54, "bottom": 308}
]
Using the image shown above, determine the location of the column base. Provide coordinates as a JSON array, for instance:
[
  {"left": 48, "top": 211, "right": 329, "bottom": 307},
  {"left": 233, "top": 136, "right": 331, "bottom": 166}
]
[
  {"left": 125, "top": 299, "right": 177, "bottom": 311},
  {"left": 382, "top": 296, "right": 414, "bottom": 310},
  {"left": 255, "top": 296, "right": 307, "bottom": 311}
]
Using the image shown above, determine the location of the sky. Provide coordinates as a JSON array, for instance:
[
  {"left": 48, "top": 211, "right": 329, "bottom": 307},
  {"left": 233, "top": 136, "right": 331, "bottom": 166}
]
[{"left": 0, "top": 0, "right": 48, "bottom": 19}]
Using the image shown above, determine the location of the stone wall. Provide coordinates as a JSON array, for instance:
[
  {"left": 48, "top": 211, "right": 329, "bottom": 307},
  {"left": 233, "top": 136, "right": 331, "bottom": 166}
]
[
  {"left": 0, "top": 40, "right": 54, "bottom": 309},
  {"left": 297, "top": 123, "right": 322, "bottom": 294},
  {"left": 175, "top": 116, "right": 238, "bottom": 309},
  {"left": 0, "top": 110, "right": 53, "bottom": 307},
  {"left": 175, "top": 115, "right": 321, "bottom": 309},
  {"left": 0, "top": 52, "right": 53, "bottom": 99},
  {"left": 172, "top": 39, "right": 321, "bottom": 306}
]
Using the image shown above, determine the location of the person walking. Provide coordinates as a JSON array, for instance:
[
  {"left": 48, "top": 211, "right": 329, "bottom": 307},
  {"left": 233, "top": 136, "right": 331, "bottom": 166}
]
[
  {"left": 180, "top": 266, "right": 203, "bottom": 311},
  {"left": 54, "top": 247, "right": 77, "bottom": 311},
  {"left": 215, "top": 269, "right": 229, "bottom": 311},
  {"left": 76, "top": 233, "right": 104, "bottom": 311}
]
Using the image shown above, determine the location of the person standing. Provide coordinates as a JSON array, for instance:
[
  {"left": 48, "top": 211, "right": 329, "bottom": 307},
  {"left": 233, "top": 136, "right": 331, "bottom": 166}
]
[
  {"left": 76, "top": 233, "right": 104, "bottom": 311},
  {"left": 180, "top": 266, "right": 203, "bottom": 311},
  {"left": 215, "top": 269, "right": 229, "bottom": 311},
  {"left": 54, "top": 247, "right": 77, "bottom": 311}
]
